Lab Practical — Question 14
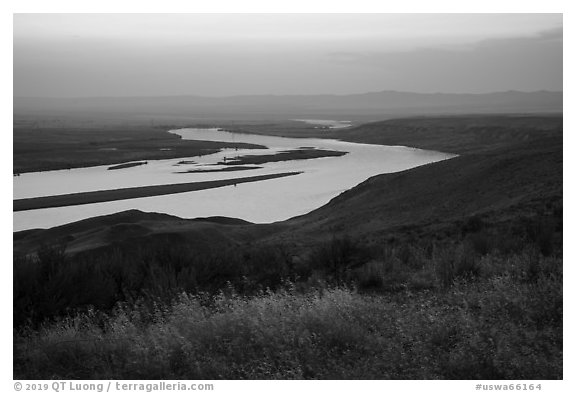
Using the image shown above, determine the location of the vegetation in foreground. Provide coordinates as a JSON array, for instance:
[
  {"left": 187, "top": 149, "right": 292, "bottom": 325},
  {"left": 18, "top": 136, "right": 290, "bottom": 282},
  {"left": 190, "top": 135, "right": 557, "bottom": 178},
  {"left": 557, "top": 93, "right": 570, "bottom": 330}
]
[{"left": 14, "top": 215, "right": 562, "bottom": 379}]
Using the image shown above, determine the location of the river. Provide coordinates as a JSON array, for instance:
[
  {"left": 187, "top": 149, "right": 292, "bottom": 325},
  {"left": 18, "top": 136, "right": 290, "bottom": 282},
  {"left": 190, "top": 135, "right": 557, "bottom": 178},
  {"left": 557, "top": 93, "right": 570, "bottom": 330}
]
[{"left": 13, "top": 127, "right": 455, "bottom": 231}]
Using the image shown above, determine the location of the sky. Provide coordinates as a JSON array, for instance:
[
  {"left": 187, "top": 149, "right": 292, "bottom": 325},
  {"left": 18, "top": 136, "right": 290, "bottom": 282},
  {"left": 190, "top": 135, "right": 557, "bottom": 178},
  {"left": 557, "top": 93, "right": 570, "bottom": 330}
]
[{"left": 13, "top": 13, "right": 563, "bottom": 97}]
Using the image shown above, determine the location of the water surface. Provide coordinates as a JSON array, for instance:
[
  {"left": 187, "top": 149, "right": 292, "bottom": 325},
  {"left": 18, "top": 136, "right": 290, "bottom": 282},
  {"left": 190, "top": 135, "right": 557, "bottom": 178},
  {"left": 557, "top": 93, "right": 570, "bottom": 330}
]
[{"left": 13, "top": 128, "right": 455, "bottom": 231}]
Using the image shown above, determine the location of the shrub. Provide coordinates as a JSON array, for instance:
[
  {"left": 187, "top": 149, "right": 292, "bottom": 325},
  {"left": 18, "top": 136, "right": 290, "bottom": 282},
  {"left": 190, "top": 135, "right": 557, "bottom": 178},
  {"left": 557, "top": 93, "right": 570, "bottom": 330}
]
[
  {"left": 308, "top": 236, "right": 367, "bottom": 282},
  {"left": 352, "top": 260, "right": 385, "bottom": 291},
  {"left": 408, "top": 269, "right": 436, "bottom": 290},
  {"left": 466, "top": 230, "right": 493, "bottom": 256},
  {"left": 13, "top": 222, "right": 563, "bottom": 379},
  {"left": 14, "top": 272, "right": 562, "bottom": 380},
  {"left": 14, "top": 242, "right": 296, "bottom": 329},
  {"left": 434, "top": 244, "right": 480, "bottom": 289},
  {"left": 462, "top": 215, "right": 484, "bottom": 234},
  {"left": 530, "top": 218, "right": 556, "bottom": 257}
]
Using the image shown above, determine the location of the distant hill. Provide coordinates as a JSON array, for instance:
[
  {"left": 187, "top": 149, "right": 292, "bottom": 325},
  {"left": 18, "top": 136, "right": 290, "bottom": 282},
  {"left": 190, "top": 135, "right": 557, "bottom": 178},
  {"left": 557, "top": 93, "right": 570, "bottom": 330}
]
[
  {"left": 332, "top": 114, "right": 563, "bottom": 154},
  {"left": 14, "top": 90, "right": 562, "bottom": 119}
]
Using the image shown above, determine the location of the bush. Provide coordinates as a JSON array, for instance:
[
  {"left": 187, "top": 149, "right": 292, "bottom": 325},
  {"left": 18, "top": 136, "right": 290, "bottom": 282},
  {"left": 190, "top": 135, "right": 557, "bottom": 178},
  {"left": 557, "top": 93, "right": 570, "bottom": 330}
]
[
  {"left": 462, "top": 215, "right": 484, "bottom": 234},
  {"left": 466, "top": 230, "right": 493, "bottom": 256},
  {"left": 525, "top": 217, "right": 556, "bottom": 257},
  {"left": 308, "top": 236, "right": 367, "bottom": 282},
  {"left": 434, "top": 244, "right": 480, "bottom": 289},
  {"left": 13, "top": 242, "right": 296, "bottom": 329},
  {"left": 14, "top": 268, "right": 562, "bottom": 379},
  {"left": 13, "top": 222, "right": 562, "bottom": 379}
]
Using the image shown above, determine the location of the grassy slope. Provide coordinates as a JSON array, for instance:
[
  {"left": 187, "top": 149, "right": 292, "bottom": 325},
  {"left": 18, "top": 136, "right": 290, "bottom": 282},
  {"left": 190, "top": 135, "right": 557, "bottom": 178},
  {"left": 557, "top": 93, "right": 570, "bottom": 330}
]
[
  {"left": 13, "top": 210, "right": 274, "bottom": 256},
  {"left": 331, "top": 115, "right": 563, "bottom": 154},
  {"left": 208, "top": 114, "right": 563, "bottom": 152},
  {"left": 15, "top": 276, "right": 562, "bottom": 379},
  {"left": 284, "top": 135, "right": 562, "bottom": 243}
]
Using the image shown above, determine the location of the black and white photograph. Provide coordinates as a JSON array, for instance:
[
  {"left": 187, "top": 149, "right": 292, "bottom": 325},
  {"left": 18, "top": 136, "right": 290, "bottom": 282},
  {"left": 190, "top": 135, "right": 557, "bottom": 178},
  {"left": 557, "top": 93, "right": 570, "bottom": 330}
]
[{"left": 9, "top": 7, "right": 567, "bottom": 385}]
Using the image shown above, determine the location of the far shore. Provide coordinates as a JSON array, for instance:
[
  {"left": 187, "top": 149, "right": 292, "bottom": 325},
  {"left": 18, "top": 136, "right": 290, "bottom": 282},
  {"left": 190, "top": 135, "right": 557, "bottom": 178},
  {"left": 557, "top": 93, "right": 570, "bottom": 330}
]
[
  {"left": 13, "top": 172, "right": 302, "bottom": 212},
  {"left": 13, "top": 126, "right": 266, "bottom": 174}
]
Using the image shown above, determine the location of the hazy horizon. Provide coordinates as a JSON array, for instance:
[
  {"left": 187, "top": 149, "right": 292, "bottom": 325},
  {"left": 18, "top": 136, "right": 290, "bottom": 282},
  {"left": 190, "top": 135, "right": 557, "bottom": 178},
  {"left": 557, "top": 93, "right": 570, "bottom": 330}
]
[
  {"left": 13, "top": 88, "right": 564, "bottom": 100},
  {"left": 14, "top": 14, "right": 562, "bottom": 98}
]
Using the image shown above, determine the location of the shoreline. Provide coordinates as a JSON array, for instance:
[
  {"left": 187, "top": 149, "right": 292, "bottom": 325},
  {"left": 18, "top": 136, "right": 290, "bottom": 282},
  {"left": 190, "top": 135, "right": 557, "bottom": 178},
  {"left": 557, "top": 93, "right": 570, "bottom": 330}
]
[
  {"left": 13, "top": 126, "right": 267, "bottom": 175},
  {"left": 13, "top": 172, "right": 302, "bottom": 212}
]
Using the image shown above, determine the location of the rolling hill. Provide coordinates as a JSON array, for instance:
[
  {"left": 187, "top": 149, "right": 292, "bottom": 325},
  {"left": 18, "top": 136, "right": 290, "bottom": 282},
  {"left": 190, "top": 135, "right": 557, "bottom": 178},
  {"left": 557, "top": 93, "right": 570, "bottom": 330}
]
[{"left": 284, "top": 134, "right": 562, "bottom": 244}]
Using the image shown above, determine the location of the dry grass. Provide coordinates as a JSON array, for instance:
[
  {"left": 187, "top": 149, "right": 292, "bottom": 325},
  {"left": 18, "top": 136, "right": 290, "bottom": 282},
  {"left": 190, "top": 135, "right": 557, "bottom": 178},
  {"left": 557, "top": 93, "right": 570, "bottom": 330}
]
[{"left": 15, "top": 250, "right": 562, "bottom": 379}]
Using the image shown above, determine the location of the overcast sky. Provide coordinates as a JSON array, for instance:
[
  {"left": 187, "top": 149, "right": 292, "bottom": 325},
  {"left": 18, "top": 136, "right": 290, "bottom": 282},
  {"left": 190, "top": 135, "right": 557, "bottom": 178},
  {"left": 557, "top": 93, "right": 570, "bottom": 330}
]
[{"left": 13, "top": 13, "right": 563, "bottom": 97}]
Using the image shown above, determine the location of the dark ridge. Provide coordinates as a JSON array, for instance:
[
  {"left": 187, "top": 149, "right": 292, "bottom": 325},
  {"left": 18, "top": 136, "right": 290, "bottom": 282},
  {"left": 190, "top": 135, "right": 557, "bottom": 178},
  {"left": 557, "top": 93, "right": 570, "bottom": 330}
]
[
  {"left": 13, "top": 228, "right": 43, "bottom": 241},
  {"left": 14, "top": 210, "right": 185, "bottom": 237},
  {"left": 192, "top": 216, "right": 254, "bottom": 225}
]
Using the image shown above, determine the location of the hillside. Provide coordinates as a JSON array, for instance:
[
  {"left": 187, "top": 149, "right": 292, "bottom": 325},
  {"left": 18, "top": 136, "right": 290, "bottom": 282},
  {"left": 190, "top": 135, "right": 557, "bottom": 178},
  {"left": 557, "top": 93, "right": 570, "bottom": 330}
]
[
  {"left": 203, "top": 114, "right": 563, "bottom": 152},
  {"left": 13, "top": 210, "right": 273, "bottom": 256},
  {"left": 332, "top": 114, "right": 563, "bottom": 154},
  {"left": 284, "top": 134, "right": 561, "bottom": 244}
]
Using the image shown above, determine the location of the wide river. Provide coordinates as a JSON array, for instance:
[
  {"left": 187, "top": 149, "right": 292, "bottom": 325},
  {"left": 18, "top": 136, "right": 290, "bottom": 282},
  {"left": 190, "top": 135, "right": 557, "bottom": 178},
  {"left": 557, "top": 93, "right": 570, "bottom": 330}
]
[{"left": 13, "top": 128, "right": 455, "bottom": 231}]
